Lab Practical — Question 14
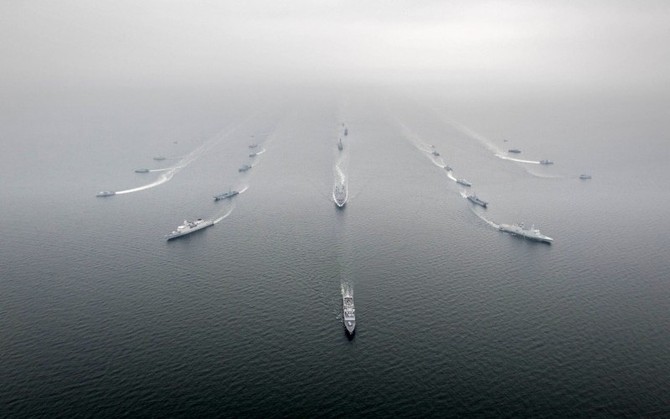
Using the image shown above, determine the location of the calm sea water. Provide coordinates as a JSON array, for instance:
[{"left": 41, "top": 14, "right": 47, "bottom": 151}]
[{"left": 1, "top": 85, "right": 669, "bottom": 417}]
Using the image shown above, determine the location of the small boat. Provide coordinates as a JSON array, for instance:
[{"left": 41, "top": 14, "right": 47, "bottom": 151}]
[
  {"left": 337, "top": 138, "right": 343, "bottom": 151},
  {"left": 249, "top": 152, "right": 258, "bottom": 157},
  {"left": 432, "top": 150, "right": 440, "bottom": 156},
  {"left": 456, "top": 179, "right": 472, "bottom": 187},
  {"left": 344, "top": 128, "right": 348, "bottom": 136},
  {"left": 342, "top": 288, "right": 356, "bottom": 335},
  {"left": 467, "top": 194, "right": 488, "bottom": 208},
  {"left": 499, "top": 223, "right": 553, "bottom": 244},
  {"left": 96, "top": 191, "right": 115, "bottom": 197},
  {"left": 134, "top": 168, "right": 150, "bottom": 173},
  {"left": 539, "top": 159, "right": 554, "bottom": 165},
  {"left": 239, "top": 164, "right": 252, "bottom": 172},
  {"left": 248, "top": 144, "right": 258, "bottom": 148},
  {"left": 214, "top": 190, "right": 239, "bottom": 201},
  {"left": 153, "top": 156, "right": 166, "bottom": 161},
  {"left": 508, "top": 149, "right": 521, "bottom": 154},
  {"left": 579, "top": 174, "right": 592, "bottom": 180},
  {"left": 166, "top": 218, "right": 214, "bottom": 240}
]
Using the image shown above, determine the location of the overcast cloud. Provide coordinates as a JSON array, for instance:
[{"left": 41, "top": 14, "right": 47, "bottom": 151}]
[{"left": 2, "top": 0, "right": 669, "bottom": 89}]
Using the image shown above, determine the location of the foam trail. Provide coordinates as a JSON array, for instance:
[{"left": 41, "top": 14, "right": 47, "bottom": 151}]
[
  {"left": 116, "top": 170, "right": 176, "bottom": 194},
  {"left": 466, "top": 203, "right": 500, "bottom": 229},
  {"left": 335, "top": 164, "right": 346, "bottom": 184},
  {"left": 255, "top": 148, "right": 267, "bottom": 155},
  {"left": 213, "top": 206, "right": 234, "bottom": 224},
  {"left": 111, "top": 119, "right": 251, "bottom": 195},
  {"left": 149, "top": 167, "right": 181, "bottom": 172},
  {"left": 495, "top": 154, "right": 540, "bottom": 164},
  {"left": 447, "top": 171, "right": 457, "bottom": 182},
  {"left": 238, "top": 185, "right": 249, "bottom": 194},
  {"left": 433, "top": 114, "right": 504, "bottom": 156}
]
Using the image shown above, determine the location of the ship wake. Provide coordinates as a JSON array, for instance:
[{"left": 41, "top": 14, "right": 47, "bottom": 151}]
[{"left": 213, "top": 205, "right": 234, "bottom": 224}]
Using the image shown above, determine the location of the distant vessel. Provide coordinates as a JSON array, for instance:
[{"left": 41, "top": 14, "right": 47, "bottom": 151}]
[
  {"left": 338, "top": 138, "right": 343, "bottom": 151},
  {"left": 499, "top": 223, "right": 553, "bottom": 244},
  {"left": 153, "top": 156, "right": 166, "bottom": 161},
  {"left": 134, "top": 168, "right": 150, "bottom": 173},
  {"left": 334, "top": 183, "right": 347, "bottom": 208},
  {"left": 456, "top": 179, "right": 472, "bottom": 187},
  {"left": 445, "top": 166, "right": 453, "bottom": 171},
  {"left": 467, "top": 194, "right": 488, "bottom": 208},
  {"left": 342, "top": 288, "right": 356, "bottom": 335},
  {"left": 96, "top": 191, "right": 115, "bottom": 197},
  {"left": 579, "top": 174, "right": 592, "bottom": 180},
  {"left": 432, "top": 150, "right": 440, "bottom": 156},
  {"left": 214, "top": 189, "right": 239, "bottom": 201},
  {"left": 540, "top": 159, "right": 554, "bottom": 165},
  {"left": 508, "top": 149, "right": 521, "bottom": 154},
  {"left": 344, "top": 128, "right": 348, "bottom": 136},
  {"left": 166, "top": 218, "right": 214, "bottom": 240},
  {"left": 249, "top": 152, "right": 258, "bottom": 157},
  {"left": 248, "top": 144, "right": 258, "bottom": 148},
  {"left": 239, "top": 164, "right": 252, "bottom": 172}
]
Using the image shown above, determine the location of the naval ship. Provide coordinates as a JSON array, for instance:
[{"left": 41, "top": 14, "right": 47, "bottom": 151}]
[
  {"left": 239, "top": 164, "right": 252, "bottom": 172},
  {"left": 456, "top": 178, "right": 472, "bottom": 187},
  {"left": 432, "top": 150, "right": 440, "bottom": 156},
  {"left": 579, "top": 174, "right": 592, "bottom": 180},
  {"left": 96, "top": 191, "right": 115, "bottom": 197},
  {"left": 342, "top": 288, "right": 356, "bottom": 335},
  {"left": 540, "top": 159, "right": 554, "bottom": 165},
  {"left": 153, "top": 156, "right": 166, "bottom": 161},
  {"left": 134, "top": 168, "right": 150, "bottom": 173},
  {"left": 467, "top": 194, "right": 488, "bottom": 208},
  {"left": 499, "top": 223, "right": 553, "bottom": 244},
  {"left": 166, "top": 218, "right": 214, "bottom": 240},
  {"left": 334, "top": 183, "right": 347, "bottom": 208},
  {"left": 508, "top": 149, "right": 521, "bottom": 154},
  {"left": 214, "top": 189, "right": 239, "bottom": 201},
  {"left": 248, "top": 143, "right": 258, "bottom": 148},
  {"left": 338, "top": 138, "right": 343, "bottom": 151}
]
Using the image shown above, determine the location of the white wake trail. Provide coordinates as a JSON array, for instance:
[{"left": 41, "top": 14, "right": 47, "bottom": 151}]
[
  {"left": 495, "top": 154, "right": 540, "bottom": 164},
  {"left": 213, "top": 206, "right": 234, "bottom": 224}
]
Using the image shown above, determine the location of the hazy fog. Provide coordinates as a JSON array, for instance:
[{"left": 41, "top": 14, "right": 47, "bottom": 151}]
[{"left": 2, "top": 0, "right": 670, "bottom": 92}]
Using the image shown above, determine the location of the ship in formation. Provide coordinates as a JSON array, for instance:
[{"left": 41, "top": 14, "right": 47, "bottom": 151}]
[
  {"left": 166, "top": 218, "right": 214, "bottom": 240},
  {"left": 96, "top": 191, "right": 115, "bottom": 197},
  {"left": 579, "top": 174, "right": 592, "bottom": 180},
  {"left": 508, "top": 149, "right": 521, "bottom": 154},
  {"left": 239, "top": 164, "right": 252, "bottom": 172},
  {"left": 134, "top": 168, "right": 150, "bottom": 173},
  {"left": 342, "top": 288, "right": 356, "bottom": 335},
  {"left": 334, "top": 182, "right": 347, "bottom": 208},
  {"left": 499, "top": 223, "right": 553, "bottom": 244},
  {"left": 456, "top": 178, "right": 472, "bottom": 187},
  {"left": 467, "top": 193, "right": 488, "bottom": 208},
  {"left": 214, "top": 189, "right": 239, "bottom": 201},
  {"left": 153, "top": 156, "right": 166, "bottom": 161},
  {"left": 338, "top": 138, "right": 343, "bottom": 151},
  {"left": 539, "top": 159, "right": 554, "bottom": 165}
]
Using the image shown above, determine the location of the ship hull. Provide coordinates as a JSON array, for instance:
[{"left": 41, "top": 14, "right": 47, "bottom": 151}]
[
  {"left": 166, "top": 220, "right": 214, "bottom": 240},
  {"left": 467, "top": 196, "right": 487, "bottom": 208},
  {"left": 499, "top": 224, "right": 553, "bottom": 244}
]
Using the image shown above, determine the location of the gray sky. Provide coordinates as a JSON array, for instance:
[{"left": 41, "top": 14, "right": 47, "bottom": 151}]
[{"left": 2, "top": 0, "right": 669, "bottom": 89}]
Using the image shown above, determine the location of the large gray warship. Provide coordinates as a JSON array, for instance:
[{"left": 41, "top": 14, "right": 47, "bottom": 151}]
[
  {"left": 342, "top": 288, "right": 356, "bottom": 335},
  {"left": 334, "top": 183, "right": 347, "bottom": 208},
  {"left": 499, "top": 223, "right": 553, "bottom": 244},
  {"left": 166, "top": 218, "right": 214, "bottom": 240}
]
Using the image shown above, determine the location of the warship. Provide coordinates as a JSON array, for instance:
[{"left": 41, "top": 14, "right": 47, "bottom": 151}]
[
  {"left": 499, "top": 223, "right": 553, "bottom": 244},
  {"left": 166, "top": 218, "right": 214, "bottom": 240}
]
